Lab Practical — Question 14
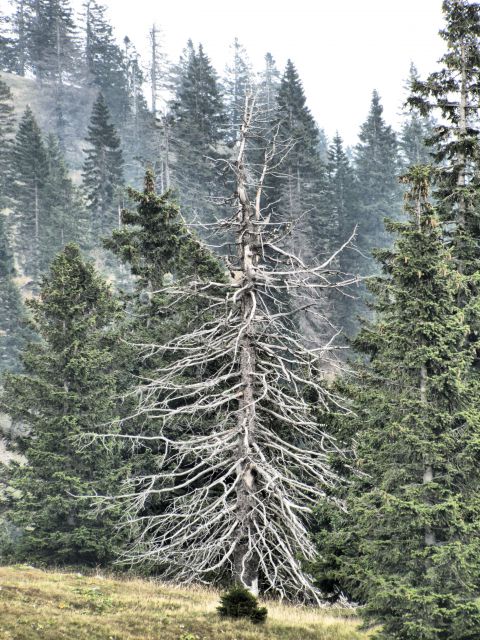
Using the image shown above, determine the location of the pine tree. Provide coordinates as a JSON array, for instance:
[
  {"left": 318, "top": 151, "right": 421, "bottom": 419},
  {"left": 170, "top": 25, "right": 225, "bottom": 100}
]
[
  {"left": 1, "top": 243, "right": 123, "bottom": 565},
  {"left": 122, "top": 37, "right": 154, "bottom": 185},
  {"left": 400, "top": 64, "right": 434, "bottom": 168},
  {"left": 224, "top": 38, "right": 252, "bottom": 143},
  {"left": 326, "top": 133, "right": 359, "bottom": 337},
  {"left": 10, "top": 106, "right": 49, "bottom": 283},
  {"left": 82, "top": 1, "right": 129, "bottom": 123},
  {"left": 257, "top": 52, "right": 280, "bottom": 123},
  {"left": 82, "top": 92, "right": 124, "bottom": 237},
  {"left": 268, "top": 60, "right": 330, "bottom": 264},
  {"left": 330, "top": 166, "right": 480, "bottom": 638},
  {"left": 408, "top": 0, "right": 480, "bottom": 279},
  {"left": 352, "top": 90, "right": 401, "bottom": 325},
  {"left": 0, "top": 78, "right": 16, "bottom": 207},
  {"left": 169, "top": 41, "right": 227, "bottom": 222},
  {"left": 42, "top": 133, "right": 89, "bottom": 263},
  {"left": 0, "top": 1, "right": 32, "bottom": 75},
  {"left": 0, "top": 214, "right": 29, "bottom": 374},
  {"left": 28, "top": 0, "right": 79, "bottom": 83},
  {"left": 103, "top": 171, "right": 226, "bottom": 418},
  {"left": 355, "top": 90, "right": 401, "bottom": 260}
]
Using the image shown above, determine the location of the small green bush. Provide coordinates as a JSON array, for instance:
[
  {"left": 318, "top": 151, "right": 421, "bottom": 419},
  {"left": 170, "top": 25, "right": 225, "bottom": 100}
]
[{"left": 217, "top": 585, "right": 268, "bottom": 624}]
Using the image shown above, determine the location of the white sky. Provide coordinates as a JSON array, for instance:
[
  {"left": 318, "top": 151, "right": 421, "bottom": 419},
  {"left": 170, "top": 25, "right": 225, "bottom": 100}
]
[{"left": 75, "top": 0, "right": 446, "bottom": 146}]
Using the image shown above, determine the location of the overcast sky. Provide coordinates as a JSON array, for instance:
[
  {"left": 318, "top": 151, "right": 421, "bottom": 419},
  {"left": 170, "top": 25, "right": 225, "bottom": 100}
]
[{"left": 76, "top": 0, "right": 446, "bottom": 146}]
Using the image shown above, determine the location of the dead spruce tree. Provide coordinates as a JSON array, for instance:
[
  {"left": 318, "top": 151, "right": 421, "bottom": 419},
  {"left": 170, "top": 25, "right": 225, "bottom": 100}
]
[{"left": 109, "top": 94, "right": 355, "bottom": 601}]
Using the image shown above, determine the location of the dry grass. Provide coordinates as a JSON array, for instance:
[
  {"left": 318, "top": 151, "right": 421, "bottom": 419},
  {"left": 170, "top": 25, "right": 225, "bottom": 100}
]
[{"left": 0, "top": 566, "right": 371, "bottom": 640}]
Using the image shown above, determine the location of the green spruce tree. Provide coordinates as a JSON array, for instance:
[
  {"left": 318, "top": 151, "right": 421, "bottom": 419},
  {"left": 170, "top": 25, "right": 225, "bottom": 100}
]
[
  {"left": 269, "top": 60, "right": 330, "bottom": 263},
  {"left": 0, "top": 78, "right": 16, "bottom": 207},
  {"left": 408, "top": 0, "right": 480, "bottom": 282},
  {"left": 352, "top": 90, "right": 401, "bottom": 324},
  {"left": 10, "top": 106, "right": 49, "bottom": 284},
  {"left": 326, "top": 133, "right": 359, "bottom": 337},
  {"left": 0, "top": 214, "right": 30, "bottom": 374},
  {"left": 329, "top": 166, "right": 480, "bottom": 639},
  {"left": 42, "top": 133, "right": 89, "bottom": 262},
  {"left": 83, "top": 0, "right": 130, "bottom": 126},
  {"left": 355, "top": 90, "right": 401, "bottom": 262},
  {"left": 28, "top": 0, "right": 79, "bottom": 82},
  {"left": 82, "top": 92, "right": 124, "bottom": 237},
  {"left": 2, "top": 243, "right": 123, "bottom": 565},
  {"left": 169, "top": 41, "right": 227, "bottom": 223},
  {"left": 400, "top": 64, "right": 434, "bottom": 169},
  {"left": 103, "top": 171, "right": 227, "bottom": 548}
]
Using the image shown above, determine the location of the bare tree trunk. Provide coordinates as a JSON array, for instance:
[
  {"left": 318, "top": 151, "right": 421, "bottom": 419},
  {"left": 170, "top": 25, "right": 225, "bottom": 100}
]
[{"left": 233, "top": 116, "right": 260, "bottom": 593}]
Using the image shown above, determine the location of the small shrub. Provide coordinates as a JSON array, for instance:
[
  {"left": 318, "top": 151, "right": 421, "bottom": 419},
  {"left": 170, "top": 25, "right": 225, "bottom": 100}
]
[{"left": 217, "top": 585, "right": 268, "bottom": 624}]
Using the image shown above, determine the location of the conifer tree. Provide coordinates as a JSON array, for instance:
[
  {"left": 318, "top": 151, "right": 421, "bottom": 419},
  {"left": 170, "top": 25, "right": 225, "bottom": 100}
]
[
  {"left": 83, "top": 0, "right": 130, "bottom": 125},
  {"left": 0, "top": 1, "right": 32, "bottom": 75},
  {"left": 331, "top": 166, "right": 480, "bottom": 638},
  {"left": 256, "top": 52, "right": 280, "bottom": 138},
  {"left": 326, "top": 133, "right": 359, "bottom": 336},
  {"left": 28, "top": 0, "right": 79, "bottom": 83},
  {"left": 10, "top": 106, "right": 49, "bottom": 282},
  {"left": 1, "top": 244, "right": 123, "bottom": 565},
  {"left": 103, "top": 171, "right": 226, "bottom": 422},
  {"left": 352, "top": 90, "right": 401, "bottom": 324},
  {"left": 355, "top": 90, "right": 401, "bottom": 260},
  {"left": 400, "top": 64, "right": 434, "bottom": 169},
  {"left": 43, "top": 134, "right": 89, "bottom": 261},
  {"left": 224, "top": 38, "right": 252, "bottom": 143},
  {"left": 0, "top": 78, "right": 16, "bottom": 207},
  {"left": 103, "top": 171, "right": 227, "bottom": 547},
  {"left": 82, "top": 92, "right": 124, "bottom": 236},
  {"left": 169, "top": 41, "right": 227, "bottom": 222},
  {"left": 0, "top": 214, "right": 29, "bottom": 374},
  {"left": 269, "top": 60, "right": 330, "bottom": 263},
  {"left": 408, "top": 0, "right": 480, "bottom": 279}
]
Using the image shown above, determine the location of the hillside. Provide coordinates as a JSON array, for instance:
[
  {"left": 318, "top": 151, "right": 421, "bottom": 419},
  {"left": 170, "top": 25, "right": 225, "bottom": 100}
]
[
  {"left": 0, "top": 566, "right": 371, "bottom": 640},
  {"left": 0, "top": 71, "right": 96, "bottom": 177}
]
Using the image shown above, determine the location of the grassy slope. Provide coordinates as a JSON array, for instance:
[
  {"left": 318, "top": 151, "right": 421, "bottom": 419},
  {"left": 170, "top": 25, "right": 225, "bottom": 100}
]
[{"left": 0, "top": 566, "right": 371, "bottom": 640}]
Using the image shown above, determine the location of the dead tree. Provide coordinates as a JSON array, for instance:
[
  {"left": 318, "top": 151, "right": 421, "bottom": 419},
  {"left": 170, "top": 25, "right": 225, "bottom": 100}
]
[{"left": 107, "top": 94, "right": 355, "bottom": 601}]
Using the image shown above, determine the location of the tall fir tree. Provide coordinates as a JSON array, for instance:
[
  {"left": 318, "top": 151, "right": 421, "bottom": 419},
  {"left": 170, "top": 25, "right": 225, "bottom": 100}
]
[
  {"left": 326, "top": 133, "right": 359, "bottom": 337},
  {"left": 10, "top": 105, "right": 49, "bottom": 283},
  {"left": 269, "top": 60, "right": 330, "bottom": 263},
  {"left": 82, "top": 92, "right": 124, "bottom": 237},
  {"left": 223, "top": 38, "right": 252, "bottom": 144},
  {"left": 43, "top": 133, "right": 89, "bottom": 259},
  {"left": 408, "top": 0, "right": 480, "bottom": 282},
  {"left": 400, "top": 64, "right": 434, "bottom": 169},
  {"left": 322, "top": 166, "right": 480, "bottom": 638},
  {"left": 28, "top": 0, "right": 79, "bottom": 83},
  {"left": 83, "top": 0, "right": 130, "bottom": 126},
  {"left": 1, "top": 244, "right": 123, "bottom": 565},
  {"left": 355, "top": 90, "right": 401, "bottom": 259},
  {"left": 0, "top": 78, "right": 16, "bottom": 207},
  {"left": 352, "top": 90, "right": 401, "bottom": 325},
  {"left": 0, "top": 214, "right": 29, "bottom": 374},
  {"left": 0, "top": 1, "right": 33, "bottom": 75},
  {"left": 169, "top": 41, "right": 227, "bottom": 223},
  {"left": 256, "top": 51, "right": 280, "bottom": 132}
]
